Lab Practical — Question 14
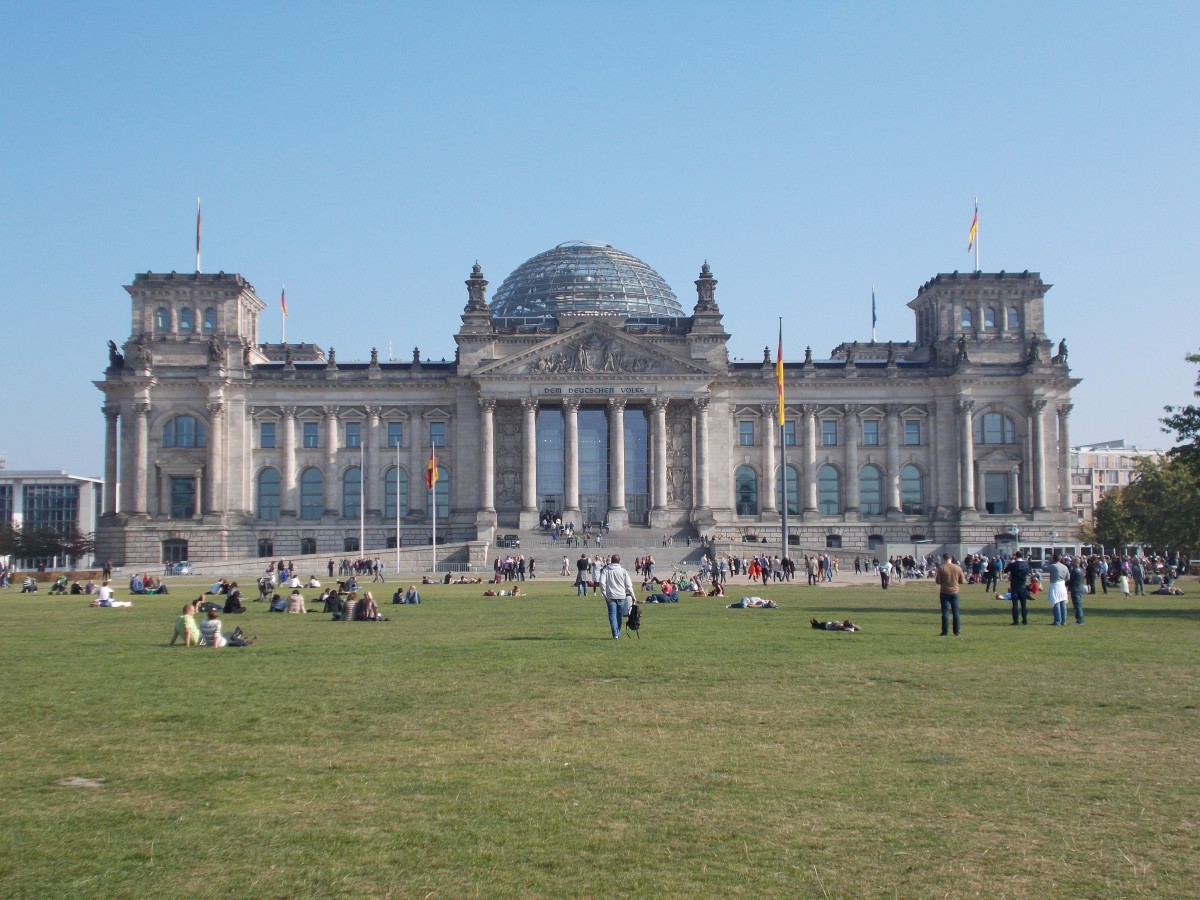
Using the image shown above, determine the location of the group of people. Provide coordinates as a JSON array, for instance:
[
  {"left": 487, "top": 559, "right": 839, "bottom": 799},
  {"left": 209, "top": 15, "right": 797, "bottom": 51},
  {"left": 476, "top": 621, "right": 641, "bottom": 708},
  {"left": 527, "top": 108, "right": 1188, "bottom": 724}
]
[
  {"left": 170, "top": 600, "right": 256, "bottom": 647},
  {"left": 492, "top": 554, "right": 533, "bottom": 582}
]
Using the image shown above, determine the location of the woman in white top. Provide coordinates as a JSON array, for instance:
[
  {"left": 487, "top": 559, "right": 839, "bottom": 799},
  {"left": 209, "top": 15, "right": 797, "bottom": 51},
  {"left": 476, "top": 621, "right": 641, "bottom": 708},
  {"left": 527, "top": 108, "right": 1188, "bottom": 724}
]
[{"left": 199, "top": 609, "right": 227, "bottom": 647}]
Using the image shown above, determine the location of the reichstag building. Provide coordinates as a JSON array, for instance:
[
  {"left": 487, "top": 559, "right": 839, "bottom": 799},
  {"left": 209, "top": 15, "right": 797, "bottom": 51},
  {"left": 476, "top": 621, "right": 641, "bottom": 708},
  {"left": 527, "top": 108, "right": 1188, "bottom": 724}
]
[{"left": 94, "top": 240, "right": 1079, "bottom": 565}]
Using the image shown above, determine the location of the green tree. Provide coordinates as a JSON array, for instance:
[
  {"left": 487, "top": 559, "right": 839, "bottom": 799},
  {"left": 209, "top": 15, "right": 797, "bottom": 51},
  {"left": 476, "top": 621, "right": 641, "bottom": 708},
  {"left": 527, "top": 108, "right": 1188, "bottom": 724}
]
[
  {"left": 1162, "top": 350, "right": 1200, "bottom": 476},
  {"left": 1122, "top": 457, "right": 1200, "bottom": 556},
  {"left": 1090, "top": 490, "right": 1135, "bottom": 552}
]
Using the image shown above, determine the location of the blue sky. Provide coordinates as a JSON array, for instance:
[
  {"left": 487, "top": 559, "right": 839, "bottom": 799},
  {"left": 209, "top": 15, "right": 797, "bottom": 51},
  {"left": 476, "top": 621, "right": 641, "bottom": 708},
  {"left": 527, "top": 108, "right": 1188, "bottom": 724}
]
[{"left": 2, "top": 1, "right": 1196, "bottom": 474}]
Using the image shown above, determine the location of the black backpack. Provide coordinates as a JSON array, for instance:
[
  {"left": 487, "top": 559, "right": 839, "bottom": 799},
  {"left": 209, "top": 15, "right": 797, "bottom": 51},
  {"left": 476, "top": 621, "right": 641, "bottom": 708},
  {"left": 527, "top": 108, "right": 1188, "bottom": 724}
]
[{"left": 626, "top": 603, "right": 642, "bottom": 635}]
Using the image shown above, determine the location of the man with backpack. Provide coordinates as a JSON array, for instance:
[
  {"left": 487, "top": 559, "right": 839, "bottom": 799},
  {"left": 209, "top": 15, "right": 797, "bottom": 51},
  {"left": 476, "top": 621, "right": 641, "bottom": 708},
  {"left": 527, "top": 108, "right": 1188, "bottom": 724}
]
[{"left": 598, "top": 553, "right": 637, "bottom": 640}]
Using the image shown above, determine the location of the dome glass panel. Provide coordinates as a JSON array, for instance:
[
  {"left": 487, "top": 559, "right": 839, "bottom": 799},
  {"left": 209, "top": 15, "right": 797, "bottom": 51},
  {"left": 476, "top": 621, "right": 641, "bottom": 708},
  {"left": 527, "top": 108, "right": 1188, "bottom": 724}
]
[{"left": 490, "top": 241, "right": 683, "bottom": 319}]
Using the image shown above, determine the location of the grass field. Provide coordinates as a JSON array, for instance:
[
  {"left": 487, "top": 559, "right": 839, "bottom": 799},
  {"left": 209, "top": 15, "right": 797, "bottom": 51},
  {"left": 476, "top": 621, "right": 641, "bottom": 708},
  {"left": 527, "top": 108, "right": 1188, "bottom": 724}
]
[{"left": 2, "top": 574, "right": 1198, "bottom": 898}]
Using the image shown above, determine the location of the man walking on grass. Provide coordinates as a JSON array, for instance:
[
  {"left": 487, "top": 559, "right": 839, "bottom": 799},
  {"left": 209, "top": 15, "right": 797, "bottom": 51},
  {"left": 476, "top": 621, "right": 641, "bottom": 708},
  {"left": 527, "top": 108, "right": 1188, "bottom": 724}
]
[
  {"left": 598, "top": 553, "right": 636, "bottom": 640},
  {"left": 935, "top": 553, "right": 965, "bottom": 636}
]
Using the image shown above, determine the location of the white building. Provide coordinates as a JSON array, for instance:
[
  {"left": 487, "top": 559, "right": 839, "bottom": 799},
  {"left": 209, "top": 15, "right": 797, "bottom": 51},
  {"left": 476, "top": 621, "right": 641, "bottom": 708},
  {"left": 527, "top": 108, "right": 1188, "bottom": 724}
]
[{"left": 0, "top": 470, "right": 103, "bottom": 567}]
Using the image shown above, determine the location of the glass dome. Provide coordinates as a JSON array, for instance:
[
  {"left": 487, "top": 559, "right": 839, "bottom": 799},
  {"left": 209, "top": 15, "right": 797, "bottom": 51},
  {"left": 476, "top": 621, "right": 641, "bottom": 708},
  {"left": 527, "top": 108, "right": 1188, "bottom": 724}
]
[{"left": 490, "top": 241, "right": 684, "bottom": 319}]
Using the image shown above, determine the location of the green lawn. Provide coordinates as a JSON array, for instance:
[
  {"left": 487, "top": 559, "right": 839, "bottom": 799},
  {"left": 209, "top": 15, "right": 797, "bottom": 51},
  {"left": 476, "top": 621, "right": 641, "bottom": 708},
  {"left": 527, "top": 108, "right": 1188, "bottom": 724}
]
[{"left": 2, "top": 576, "right": 1197, "bottom": 898}]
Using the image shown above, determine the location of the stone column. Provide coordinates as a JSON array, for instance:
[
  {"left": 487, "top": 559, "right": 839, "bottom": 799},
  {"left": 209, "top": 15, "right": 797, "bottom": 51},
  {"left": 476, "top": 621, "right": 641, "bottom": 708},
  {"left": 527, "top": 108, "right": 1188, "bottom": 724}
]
[
  {"left": 193, "top": 467, "right": 204, "bottom": 520},
  {"left": 1057, "top": 403, "right": 1073, "bottom": 512},
  {"left": 957, "top": 398, "right": 975, "bottom": 511},
  {"left": 692, "top": 398, "right": 710, "bottom": 511},
  {"left": 1030, "top": 399, "right": 1047, "bottom": 510},
  {"left": 802, "top": 405, "right": 818, "bottom": 513},
  {"left": 281, "top": 406, "right": 298, "bottom": 517},
  {"left": 323, "top": 405, "right": 340, "bottom": 516},
  {"left": 844, "top": 404, "right": 860, "bottom": 517},
  {"left": 479, "top": 398, "right": 496, "bottom": 513},
  {"left": 563, "top": 398, "right": 581, "bottom": 519},
  {"left": 520, "top": 399, "right": 538, "bottom": 528},
  {"left": 651, "top": 398, "right": 669, "bottom": 514},
  {"left": 132, "top": 400, "right": 151, "bottom": 516},
  {"left": 607, "top": 398, "right": 628, "bottom": 528},
  {"left": 365, "top": 407, "right": 382, "bottom": 517},
  {"left": 885, "top": 405, "right": 902, "bottom": 516},
  {"left": 760, "top": 405, "right": 777, "bottom": 514},
  {"left": 1010, "top": 468, "right": 1022, "bottom": 514},
  {"left": 206, "top": 399, "right": 224, "bottom": 515},
  {"left": 102, "top": 405, "right": 119, "bottom": 515}
]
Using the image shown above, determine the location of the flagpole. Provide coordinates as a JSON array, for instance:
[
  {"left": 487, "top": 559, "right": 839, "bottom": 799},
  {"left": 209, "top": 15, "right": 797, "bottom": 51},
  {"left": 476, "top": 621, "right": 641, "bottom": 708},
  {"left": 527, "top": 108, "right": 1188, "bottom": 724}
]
[
  {"left": 400, "top": 441, "right": 405, "bottom": 573},
  {"left": 777, "top": 318, "right": 789, "bottom": 567},
  {"left": 430, "top": 451, "right": 437, "bottom": 574},
  {"left": 359, "top": 442, "right": 365, "bottom": 558},
  {"left": 281, "top": 286, "right": 286, "bottom": 345},
  {"left": 871, "top": 284, "right": 877, "bottom": 343},
  {"left": 195, "top": 198, "right": 201, "bottom": 273},
  {"left": 974, "top": 197, "right": 980, "bottom": 272}
]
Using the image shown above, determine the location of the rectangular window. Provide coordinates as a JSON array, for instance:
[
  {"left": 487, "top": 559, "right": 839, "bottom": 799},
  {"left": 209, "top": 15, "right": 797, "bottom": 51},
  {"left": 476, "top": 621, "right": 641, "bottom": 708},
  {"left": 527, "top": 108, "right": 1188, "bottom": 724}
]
[
  {"left": 821, "top": 419, "right": 838, "bottom": 446},
  {"left": 387, "top": 421, "right": 404, "bottom": 448},
  {"left": 783, "top": 421, "right": 796, "bottom": 446},
  {"left": 429, "top": 421, "right": 446, "bottom": 448},
  {"left": 861, "top": 420, "right": 879, "bottom": 446},
  {"left": 983, "top": 472, "right": 1009, "bottom": 514},
  {"left": 169, "top": 476, "right": 196, "bottom": 519},
  {"left": 260, "top": 422, "right": 276, "bottom": 449},
  {"left": 739, "top": 421, "right": 755, "bottom": 446},
  {"left": 302, "top": 422, "right": 319, "bottom": 449},
  {"left": 904, "top": 420, "right": 921, "bottom": 445},
  {"left": 345, "top": 421, "right": 361, "bottom": 448}
]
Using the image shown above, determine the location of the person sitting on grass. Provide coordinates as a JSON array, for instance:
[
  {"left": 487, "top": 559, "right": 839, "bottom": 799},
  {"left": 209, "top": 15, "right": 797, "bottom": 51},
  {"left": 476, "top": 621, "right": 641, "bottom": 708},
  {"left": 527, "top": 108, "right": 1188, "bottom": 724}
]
[
  {"left": 321, "top": 588, "right": 343, "bottom": 614},
  {"left": 21, "top": 577, "right": 39, "bottom": 593},
  {"left": 811, "top": 618, "right": 861, "bottom": 632},
  {"left": 69, "top": 580, "right": 84, "bottom": 595},
  {"left": 286, "top": 588, "right": 307, "bottom": 614},
  {"left": 49, "top": 575, "right": 69, "bottom": 595},
  {"left": 223, "top": 583, "right": 246, "bottom": 614},
  {"left": 209, "top": 578, "right": 229, "bottom": 595},
  {"left": 1153, "top": 577, "right": 1184, "bottom": 596},
  {"left": 709, "top": 580, "right": 726, "bottom": 598},
  {"left": 268, "top": 592, "right": 287, "bottom": 612},
  {"left": 358, "top": 591, "right": 382, "bottom": 621},
  {"left": 727, "top": 596, "right": 778, "bottom": 609},
  {"left": 199, "top": 608, "right": 256, "bottom": 647},
  {"left": 170, "top": 602, "right": 201, "bottom": 647}
]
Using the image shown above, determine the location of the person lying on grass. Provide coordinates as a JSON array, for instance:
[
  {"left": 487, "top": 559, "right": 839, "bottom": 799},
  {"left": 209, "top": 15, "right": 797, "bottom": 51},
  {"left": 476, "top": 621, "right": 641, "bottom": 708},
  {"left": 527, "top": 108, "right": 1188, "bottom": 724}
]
[
  {"left": 811, "top": 618, "right": 861, "bottom": 632},
  {"left": 728, "top": 597, "right": 778, "bottom": 609}
]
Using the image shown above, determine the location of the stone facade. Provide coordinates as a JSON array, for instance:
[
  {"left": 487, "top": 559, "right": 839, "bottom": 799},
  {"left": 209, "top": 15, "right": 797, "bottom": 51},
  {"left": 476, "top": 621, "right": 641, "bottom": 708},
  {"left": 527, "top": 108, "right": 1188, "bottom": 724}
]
[{"left": 94, "top": 251, "right": 1080, "bottom": 565}]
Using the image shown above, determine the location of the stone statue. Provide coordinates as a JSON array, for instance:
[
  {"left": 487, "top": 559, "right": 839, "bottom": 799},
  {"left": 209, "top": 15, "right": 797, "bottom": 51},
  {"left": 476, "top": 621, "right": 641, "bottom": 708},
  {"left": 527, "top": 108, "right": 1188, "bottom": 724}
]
[
  {"left": 370, "top": 347, "right": 379, "bottom": 366},
  {"left": 956, "top": 335, "right": 970, "bottom": 364},
  {"left": 763, "top": 346, "right": 771, "bottom": 364},
  {"left": 135, "top": 334, "right": 152, "bottom": 368},
  {"left": 208, "top": 335, "right": 222, "bottom": 363},
  {"left": 1057, "top": 339, "right": 1068, "bottom": 363},
  {"left": 1027, "top": 337, "right": 1042, "bottom": 364},
  {"left": 242, "top": 343, "right": 252, "bottom": 366},
  {"left": 107, "top": 340, "right": 125, "bottom": 371},
  {"left": 804, "top": 346, "right": 813, "bottom": 364},
  {"left": 886, "top": 341, "right": 896, "bottom": 364},
  {"left": 328, "top": 347, "right": 337, "bottom": 365},
  {"left": 284, "top": 346, "right": 295, "bottom": 367}
]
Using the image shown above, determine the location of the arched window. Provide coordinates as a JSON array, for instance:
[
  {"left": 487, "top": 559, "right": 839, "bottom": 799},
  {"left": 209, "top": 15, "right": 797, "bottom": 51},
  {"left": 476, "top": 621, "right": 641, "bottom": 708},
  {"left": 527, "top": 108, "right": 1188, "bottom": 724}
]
[
  {"left": 735, "top": 465, "right": 758, "bottom": 516},
  {"left": 1008, "top": 305, "right": 1020, "bottom": 330},
  {"left": 974, "top": 412, "right": 1016, "bottom": 445},
  {"left": 901, "top": 465, "right": 925, "bottom": 515},
  {"left": 961, "top": 307, "right": 973, "bottom": 328},
  {"left": 179, "top": 307, "right": 195, "bottom": 331},
  {"left": 859, "top": 465, "right": 883, "bottom": 515},
  {"left": 155, "top": 307, "right": 170, "bottom": 331},
  {"left": 984, "top": 307, "right": 997, "bottom": 329},
  {"left": 425, "top": 467, "right": 449, "bottom": 519},
  {"left": 775, "top": 464, "right": 800, "bottom": 515},
  {"left": 818, "top": 465, "right": 842, "bottom": 515},
  {"left": 203, "top": 307, "right": 217, "bottom": 331},
  {"left": 163, "top": 415, "right": 206, "bottom": 449},
  {"left": 342, "top": 467, "right": 361, "bottom": 518},
  {"left": 300, "top": 468, "right": 323, "bottom": 520},
  {"left": 257, "top": 468, "right": 281, "bottom": 519},
  {"left": 384, "top": 467, "right": 408, "bottom": 519}
]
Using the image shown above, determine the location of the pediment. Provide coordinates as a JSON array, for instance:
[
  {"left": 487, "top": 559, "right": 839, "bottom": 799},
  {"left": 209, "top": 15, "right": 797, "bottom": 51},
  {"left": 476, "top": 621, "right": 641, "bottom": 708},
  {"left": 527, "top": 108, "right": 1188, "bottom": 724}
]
[
  {"left": 476, "top": 323, "right": 715, "bottom": 378},
  {"left": 976, "top": 447, "right": 1021, "bottom": 464}
]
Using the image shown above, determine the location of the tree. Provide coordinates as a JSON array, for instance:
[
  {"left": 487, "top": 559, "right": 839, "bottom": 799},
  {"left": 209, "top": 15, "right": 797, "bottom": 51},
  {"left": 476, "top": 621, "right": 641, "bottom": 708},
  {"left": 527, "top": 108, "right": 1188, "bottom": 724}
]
[
  {"left": 1122, "top": 456, "right": 1200, "bottom": 556},
  {"left": 1162, "top": 350, "right": 1200, "bottom": 476},
  {"left": 1090, "top": 490, "right": 1135, "bottom": 552}
]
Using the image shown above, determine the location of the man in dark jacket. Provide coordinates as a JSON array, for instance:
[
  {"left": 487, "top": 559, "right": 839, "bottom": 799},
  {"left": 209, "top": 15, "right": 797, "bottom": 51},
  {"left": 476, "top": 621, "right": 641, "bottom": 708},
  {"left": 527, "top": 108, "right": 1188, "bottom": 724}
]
[{"left": 1004, "top": 551, "right": 1032, "bottom": 625}]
